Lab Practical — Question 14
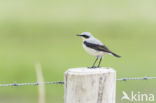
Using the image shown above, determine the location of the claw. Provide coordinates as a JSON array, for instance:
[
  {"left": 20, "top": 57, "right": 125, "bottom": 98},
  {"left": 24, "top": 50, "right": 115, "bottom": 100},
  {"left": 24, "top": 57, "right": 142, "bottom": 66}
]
[
  {"left": 92, "top": 66, "right": 97, "bottom": 68},
  {"left": 87, "top": 66, "right": 97, "bottom": 69}
]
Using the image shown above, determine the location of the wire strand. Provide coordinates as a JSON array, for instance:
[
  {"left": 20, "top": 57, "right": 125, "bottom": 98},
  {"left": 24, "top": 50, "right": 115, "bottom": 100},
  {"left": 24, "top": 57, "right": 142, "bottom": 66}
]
[{"left": 0, "top": 76, "right": 156, "bottom": 87}]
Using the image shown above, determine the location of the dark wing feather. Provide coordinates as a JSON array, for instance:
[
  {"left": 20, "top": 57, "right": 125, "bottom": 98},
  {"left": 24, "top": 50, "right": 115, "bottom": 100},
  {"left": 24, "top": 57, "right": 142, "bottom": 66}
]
[
  {"left": 84, "top": 41, "right": 112, "bottom": 53},
  {"left": 84, "top": 41, "right": 121, "bottom": 58}
]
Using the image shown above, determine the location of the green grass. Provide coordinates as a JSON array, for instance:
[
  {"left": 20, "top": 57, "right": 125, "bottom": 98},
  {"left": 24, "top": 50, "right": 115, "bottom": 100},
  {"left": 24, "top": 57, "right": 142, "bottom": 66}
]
[{"left": 0, "top": 0, "right": 156, "bottom": 103}]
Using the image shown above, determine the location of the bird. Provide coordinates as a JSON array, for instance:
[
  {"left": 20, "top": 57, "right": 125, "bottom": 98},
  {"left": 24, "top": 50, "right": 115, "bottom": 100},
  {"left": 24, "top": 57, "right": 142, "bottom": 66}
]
[{"left": 77, "top": 32, "right": 121, "bottom": 68}]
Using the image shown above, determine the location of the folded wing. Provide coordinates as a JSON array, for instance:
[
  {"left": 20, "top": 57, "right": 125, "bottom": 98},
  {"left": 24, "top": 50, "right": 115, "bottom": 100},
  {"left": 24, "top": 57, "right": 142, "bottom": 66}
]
[{"left": 84, "top": 41, "right": 121, "bottom": 58}]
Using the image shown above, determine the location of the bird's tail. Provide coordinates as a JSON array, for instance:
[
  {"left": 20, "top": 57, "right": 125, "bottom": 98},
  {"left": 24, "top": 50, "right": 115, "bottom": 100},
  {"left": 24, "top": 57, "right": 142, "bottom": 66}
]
[{"left": 111, "top": 52, "right": 121, "bottom": 58}]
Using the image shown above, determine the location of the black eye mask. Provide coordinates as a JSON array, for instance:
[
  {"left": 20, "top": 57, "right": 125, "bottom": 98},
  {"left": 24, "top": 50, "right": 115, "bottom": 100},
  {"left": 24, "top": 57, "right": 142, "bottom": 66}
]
[{"left": 81, "top": 35, "right": 90, "bottom": 39}]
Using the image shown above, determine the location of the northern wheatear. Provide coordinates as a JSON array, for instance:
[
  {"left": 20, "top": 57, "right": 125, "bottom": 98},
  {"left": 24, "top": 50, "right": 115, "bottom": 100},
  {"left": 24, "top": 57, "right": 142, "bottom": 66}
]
[{"left": 77, "top": 32, "right": 121, "bottom": 68}]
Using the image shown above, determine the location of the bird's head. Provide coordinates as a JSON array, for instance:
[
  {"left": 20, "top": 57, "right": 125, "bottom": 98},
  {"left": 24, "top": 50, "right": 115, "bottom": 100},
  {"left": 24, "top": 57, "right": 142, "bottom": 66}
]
[{"left": 76, "top": 32, "right": 93, "bottom": 40}]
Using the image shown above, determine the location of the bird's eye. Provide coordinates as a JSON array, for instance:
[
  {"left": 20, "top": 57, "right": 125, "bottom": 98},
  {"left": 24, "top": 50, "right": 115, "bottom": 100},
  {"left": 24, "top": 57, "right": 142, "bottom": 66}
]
[{"left": 82, "top": 35, "right": 89, "bottom": 38}]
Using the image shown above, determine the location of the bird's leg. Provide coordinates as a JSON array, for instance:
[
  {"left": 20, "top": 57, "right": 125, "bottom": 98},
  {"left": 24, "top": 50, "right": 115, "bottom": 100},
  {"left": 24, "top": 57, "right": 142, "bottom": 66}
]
[
  {"left": 97, "top": 57, "right": 103, "bottom": 68},
  {"left": 91, "top": 56, "right": 99, "bottom": 68}
]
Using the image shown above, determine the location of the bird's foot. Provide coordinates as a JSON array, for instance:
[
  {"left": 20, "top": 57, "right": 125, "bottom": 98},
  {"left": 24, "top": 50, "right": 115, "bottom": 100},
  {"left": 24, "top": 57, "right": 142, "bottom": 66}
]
[
  {"left": 97, "top": 66, "right": 101, "bottom": 68},
  {"left": 88, "top": 66, "right": 97, "bottom": 69}
]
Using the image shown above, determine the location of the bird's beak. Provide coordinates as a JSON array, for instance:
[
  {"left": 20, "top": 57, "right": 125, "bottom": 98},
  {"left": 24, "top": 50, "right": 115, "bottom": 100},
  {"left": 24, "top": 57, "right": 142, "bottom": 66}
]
[{"left": 76, "top": 34, "right": 81, "bottom": 36}]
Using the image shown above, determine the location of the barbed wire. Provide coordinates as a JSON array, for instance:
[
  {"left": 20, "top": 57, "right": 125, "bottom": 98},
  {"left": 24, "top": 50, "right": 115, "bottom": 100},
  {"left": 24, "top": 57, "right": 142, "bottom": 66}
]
[
  {"left": 0, "top": 76, "right": 156, "bottom": 87},
  {"left": 117, "top": 76, "right": 156, "bottom": 81},
  {"left": 0, "top": 81, "right": 64, "bottom": 87}
]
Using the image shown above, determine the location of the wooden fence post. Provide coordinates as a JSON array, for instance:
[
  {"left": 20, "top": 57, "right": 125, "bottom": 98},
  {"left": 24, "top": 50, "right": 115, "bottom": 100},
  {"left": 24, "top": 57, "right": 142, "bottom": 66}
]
[{"left": 64, "top": 67, "right": 116, "bottom": 103}]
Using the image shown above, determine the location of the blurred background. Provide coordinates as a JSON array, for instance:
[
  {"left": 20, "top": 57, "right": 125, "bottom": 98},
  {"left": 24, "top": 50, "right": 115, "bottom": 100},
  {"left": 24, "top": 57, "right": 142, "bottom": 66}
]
[{"left": 0, "top": 0, "right": 156, "bottom": 103}]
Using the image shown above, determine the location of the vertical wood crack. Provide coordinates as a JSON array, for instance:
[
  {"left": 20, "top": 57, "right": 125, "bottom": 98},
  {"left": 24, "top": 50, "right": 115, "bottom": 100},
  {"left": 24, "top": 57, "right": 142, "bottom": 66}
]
[{"left": 97, "top": 74, "right": 106, "bottom": 103}]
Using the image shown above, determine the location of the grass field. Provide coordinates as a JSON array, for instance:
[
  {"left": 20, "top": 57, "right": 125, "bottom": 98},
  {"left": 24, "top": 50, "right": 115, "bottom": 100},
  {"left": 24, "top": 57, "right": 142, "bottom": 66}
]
[{"left": 0, "top": 0, "right": 156, "bottom": 103}]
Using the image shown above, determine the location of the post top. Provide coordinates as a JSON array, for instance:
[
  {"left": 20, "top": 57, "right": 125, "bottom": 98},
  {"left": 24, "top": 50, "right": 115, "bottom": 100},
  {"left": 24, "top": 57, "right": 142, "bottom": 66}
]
[{"left": 65, "top": 67, "right": 115, "bottom": 75}]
